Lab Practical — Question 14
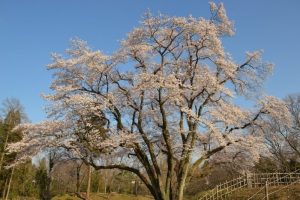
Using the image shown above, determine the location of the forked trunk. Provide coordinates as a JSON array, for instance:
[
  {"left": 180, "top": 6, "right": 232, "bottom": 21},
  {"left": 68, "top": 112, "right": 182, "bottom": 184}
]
[
  {"left": 149, "top": 171, "right": 189, "bottom": 200},
  {"left": 152, "top": 185, "right": 186, "bottom": 200}
]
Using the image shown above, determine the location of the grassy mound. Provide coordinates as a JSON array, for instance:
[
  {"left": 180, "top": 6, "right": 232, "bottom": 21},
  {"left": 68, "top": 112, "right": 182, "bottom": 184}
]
[{"left": 193, "top": 184, "right": 300, "bottom": 200}]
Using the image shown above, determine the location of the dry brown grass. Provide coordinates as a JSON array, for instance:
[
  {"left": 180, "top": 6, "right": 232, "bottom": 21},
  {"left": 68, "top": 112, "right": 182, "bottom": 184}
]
[{"left": 52, "top": 193, "right": 153, "bottom": 200}]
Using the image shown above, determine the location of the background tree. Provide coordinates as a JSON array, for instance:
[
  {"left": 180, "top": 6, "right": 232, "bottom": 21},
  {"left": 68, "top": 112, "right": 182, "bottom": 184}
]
[
  {"left": 265, "top": 94, "right": 300, "bottom": 171},
  {"left": 8, "top": 3, "right": 291, "bottom": 200},
  {"left": 11, "top": 161, "right": 38, "bottom": 198},
  {"left": 35, "top": 159, "right": 51, "bottom": 200},
  {"left": 0, "top": 98, "right": 28, "bottom": 199},
  {"left": 36, "top": 148, "right": 83, "bottom": 200}
]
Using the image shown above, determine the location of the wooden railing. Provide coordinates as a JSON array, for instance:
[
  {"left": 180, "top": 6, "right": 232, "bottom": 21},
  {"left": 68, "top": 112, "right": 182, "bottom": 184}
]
[{"left": 198, "top": 170, "right": 300, "bottom": 200}]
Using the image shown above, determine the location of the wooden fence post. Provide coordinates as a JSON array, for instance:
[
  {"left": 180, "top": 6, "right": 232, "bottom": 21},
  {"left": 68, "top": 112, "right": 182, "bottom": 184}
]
[
  {"left": 265, "top": 181, "right": 269, "bottom": 200},
  {"left": 247, "top": 173, "right": 252, "bottom": 188}
]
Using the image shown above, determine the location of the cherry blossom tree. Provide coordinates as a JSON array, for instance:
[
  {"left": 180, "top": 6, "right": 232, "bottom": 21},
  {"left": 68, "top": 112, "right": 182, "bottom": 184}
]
[{"left": 8, "top": 3, "right": 291, "bottom": 200}]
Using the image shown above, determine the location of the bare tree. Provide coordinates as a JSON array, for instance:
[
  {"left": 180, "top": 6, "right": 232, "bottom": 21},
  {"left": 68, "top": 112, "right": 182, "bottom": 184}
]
[{"left": 265, "top": 94, "right": 300, "bottom": 171}]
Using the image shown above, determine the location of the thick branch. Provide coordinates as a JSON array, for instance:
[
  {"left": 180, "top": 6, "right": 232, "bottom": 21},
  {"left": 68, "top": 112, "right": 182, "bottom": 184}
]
[{"left": 87, "top": 160, "right": 156, "bottom": 197}]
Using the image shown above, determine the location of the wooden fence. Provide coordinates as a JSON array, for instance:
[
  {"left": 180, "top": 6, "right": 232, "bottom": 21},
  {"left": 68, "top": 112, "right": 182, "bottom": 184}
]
[{"left": 198, "top": 170, "right": 300, "bottom": 200}]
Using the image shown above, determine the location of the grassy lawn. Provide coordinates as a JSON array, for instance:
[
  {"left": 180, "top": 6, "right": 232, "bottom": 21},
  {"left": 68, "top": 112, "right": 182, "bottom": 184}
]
[{"left": 16, "top": 185, "right": 300, "bottom": 200}]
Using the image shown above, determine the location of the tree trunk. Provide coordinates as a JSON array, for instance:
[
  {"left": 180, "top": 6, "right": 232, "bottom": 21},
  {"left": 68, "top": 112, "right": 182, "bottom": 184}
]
[
  {"left": 5, "top": 167, "right": 14, "bottom": 200},
  {"left": 76, "top": 165, "right": 81, "bottom": 194},
  {"left": 176, "top": 162, "right": 190, "bottom": 200},
  {"left": 86, "top": 165, "right": 92, "bottom": 200},
  {"left": 97, "top": 171, "right": 101, "bottom": 193},
  {"left": 45, "top": 174, "right": 52, "bottom": 200},
  {"left": 152, "top": 183, "right": 189, "bottom": 200},
  {"left": 2, "top": 177, "right": 8, "bottom": 200},
  {"left": 176, "top": 179, "right": 187, "bottom": 200},
  {"left": 117, "top": 171, "right": 124, "bottom": 193},
  {"left": 104, "top": 175, "right": 107, "bottom": 194}
]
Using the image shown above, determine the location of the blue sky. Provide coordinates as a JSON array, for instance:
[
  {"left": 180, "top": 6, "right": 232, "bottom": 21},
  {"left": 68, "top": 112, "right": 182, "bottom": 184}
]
[{"left": 1, "top": 0, "right": 300, "bottom": 123}]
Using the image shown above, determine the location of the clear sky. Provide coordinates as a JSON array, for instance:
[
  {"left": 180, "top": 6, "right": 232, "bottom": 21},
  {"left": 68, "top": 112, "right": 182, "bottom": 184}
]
[{"left": 1, "top": 0, "right": 300, "bottom": 123}]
